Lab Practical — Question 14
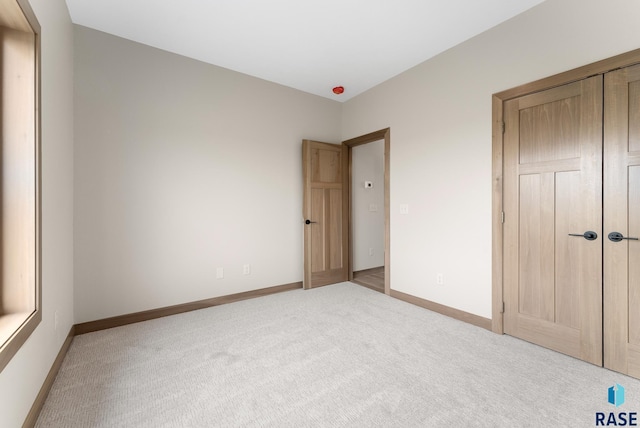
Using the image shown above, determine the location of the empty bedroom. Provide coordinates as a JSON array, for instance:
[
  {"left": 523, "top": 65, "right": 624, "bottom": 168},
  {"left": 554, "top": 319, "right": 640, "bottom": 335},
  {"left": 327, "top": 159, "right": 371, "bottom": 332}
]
[{"left": 2, "top": 0, "right": 640, "bottom": 426}]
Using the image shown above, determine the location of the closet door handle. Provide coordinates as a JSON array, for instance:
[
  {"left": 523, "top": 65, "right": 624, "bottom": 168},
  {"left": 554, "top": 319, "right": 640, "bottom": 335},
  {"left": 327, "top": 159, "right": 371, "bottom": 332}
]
[
  {"left": 305, "top": 219, "right": 317, "bottom": 225},
  {"left": 608, "top": 232, "right": 638, "bottom": 242},
  {"left": 568, "top": 231, "right": 598, "bottom": 241}
]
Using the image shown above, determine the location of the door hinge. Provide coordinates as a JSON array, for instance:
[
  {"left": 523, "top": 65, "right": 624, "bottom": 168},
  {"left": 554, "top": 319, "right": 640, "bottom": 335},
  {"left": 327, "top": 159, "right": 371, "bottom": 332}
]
[
  {"left": 501, "top": 121, "right": 505, "bottom": 134},
  {"left": 501, "top": 302, "right": 505, "bottom": 313},
  {"left": 501, "top": 212, "right": 505, "bottom": 224}
]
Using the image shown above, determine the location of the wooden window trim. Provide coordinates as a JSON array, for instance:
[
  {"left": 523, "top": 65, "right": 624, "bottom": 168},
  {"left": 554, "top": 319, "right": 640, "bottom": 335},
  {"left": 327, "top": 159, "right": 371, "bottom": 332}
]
[{"left": 0, "top": 0, "right": 42, "bottom": 374}]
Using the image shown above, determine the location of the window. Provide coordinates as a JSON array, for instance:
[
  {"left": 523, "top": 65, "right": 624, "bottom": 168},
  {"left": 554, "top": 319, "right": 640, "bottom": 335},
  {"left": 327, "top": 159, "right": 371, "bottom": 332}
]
[{"left": 0, "top": 0, "right": 41, "bottom": 373}]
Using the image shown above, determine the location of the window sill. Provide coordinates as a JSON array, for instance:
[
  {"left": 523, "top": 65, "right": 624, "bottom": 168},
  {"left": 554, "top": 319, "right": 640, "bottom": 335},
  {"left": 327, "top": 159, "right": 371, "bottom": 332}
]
[{"left": 0, "top": 312, "right": 32, "bottom": 349}]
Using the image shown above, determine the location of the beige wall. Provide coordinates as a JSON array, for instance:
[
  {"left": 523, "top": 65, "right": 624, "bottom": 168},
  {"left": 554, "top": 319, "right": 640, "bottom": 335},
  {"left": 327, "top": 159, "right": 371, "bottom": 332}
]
[
  {"left": 0, "top": 0, "right": 75, "bottom": 425},
  {"left": 73, "top": 26, "right": 342, "bottom": 323},
  {"left": 343, "top": 0, "right": 640, "bottom": 318}
]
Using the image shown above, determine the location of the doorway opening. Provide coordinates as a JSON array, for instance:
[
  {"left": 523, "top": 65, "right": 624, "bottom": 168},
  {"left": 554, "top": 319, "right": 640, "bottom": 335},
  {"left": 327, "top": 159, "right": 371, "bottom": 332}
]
[{"left": 343, "top": 128, "right": 390, "bottom": 295}]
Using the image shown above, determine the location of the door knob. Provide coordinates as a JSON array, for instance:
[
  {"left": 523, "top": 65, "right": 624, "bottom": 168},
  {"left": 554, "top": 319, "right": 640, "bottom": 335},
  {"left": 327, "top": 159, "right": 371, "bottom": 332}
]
[
  {"left": 305, "top": 219, "right": 317, "bottom": 225},
  {"left": 608, "top": 232, "right": 639, "bottom": 242},
  {"left": 568, "top": 231, "right": 598, "bottom": 241}
]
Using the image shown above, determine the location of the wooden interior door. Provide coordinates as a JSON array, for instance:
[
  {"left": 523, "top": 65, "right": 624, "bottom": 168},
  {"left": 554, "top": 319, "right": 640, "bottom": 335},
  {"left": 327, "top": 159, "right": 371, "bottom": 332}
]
[
  {"left": 604, "top": 64, "right": 640, "bottom": 377},
  {"left": 302, "top": 140, "right": 348, "bottom": 289},
  {"left": 503, "top": 75, "right": 603, "bottom": 365}
]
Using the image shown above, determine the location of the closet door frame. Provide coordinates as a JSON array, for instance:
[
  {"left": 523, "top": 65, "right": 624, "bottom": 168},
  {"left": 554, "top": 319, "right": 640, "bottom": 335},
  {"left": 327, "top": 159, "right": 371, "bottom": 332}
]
[{"left": 492, "top": 48, "right": 640, "bottom": 334}]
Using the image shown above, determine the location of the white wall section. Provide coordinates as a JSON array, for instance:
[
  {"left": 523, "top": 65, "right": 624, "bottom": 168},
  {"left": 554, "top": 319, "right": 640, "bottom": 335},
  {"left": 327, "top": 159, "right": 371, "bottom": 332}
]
[
  {"left": 352, "top": 140, "right": 385, "bottom": 271},
  {"left": 73, "top": 26, "right": 342, "bottom": 323}
]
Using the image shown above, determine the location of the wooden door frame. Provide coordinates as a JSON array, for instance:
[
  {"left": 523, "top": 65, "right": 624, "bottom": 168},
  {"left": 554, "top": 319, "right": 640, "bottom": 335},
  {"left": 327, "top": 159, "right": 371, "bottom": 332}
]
[
  {"left": 492, "top": 48, "right": 640, "bottom": 334},
  {"left": 343, "top": 128, "right": 391, "bottom": 295}
]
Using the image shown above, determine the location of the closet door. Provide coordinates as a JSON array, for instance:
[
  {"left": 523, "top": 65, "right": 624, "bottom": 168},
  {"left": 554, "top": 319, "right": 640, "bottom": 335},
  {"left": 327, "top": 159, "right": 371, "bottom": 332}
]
[
  {"left": 604, "top": 64, "right": 640, "bottom": 377},
  {"left": 503, "top": 75, "right": 603, "bottom": 365}
]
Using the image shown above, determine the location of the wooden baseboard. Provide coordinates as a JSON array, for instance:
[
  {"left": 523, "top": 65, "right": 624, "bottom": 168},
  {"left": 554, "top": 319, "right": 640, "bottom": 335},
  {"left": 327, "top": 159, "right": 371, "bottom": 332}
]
[
  {"left": 75, "top": 282, "right": 303, "bottom": 335},
  {"left": 22, "top": 326, "right": 75, "bottom": 428},
  {"left": 390, "top": 289, "right": 492, "bottom": 331}
]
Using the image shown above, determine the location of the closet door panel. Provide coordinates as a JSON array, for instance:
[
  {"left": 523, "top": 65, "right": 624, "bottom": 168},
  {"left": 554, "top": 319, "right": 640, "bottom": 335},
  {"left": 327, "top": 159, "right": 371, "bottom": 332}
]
[
  {"left": 629, "top": 167, "right": 640, "bottom": 346},
  {"left": 604, "top": 64, "right": 640, "bottom": 378},
  {"left": 504, "top": 76, "right": 603, "bottom": 365},
  {"left": 629, "top": 80, "right": 640, "bottom": 152}
]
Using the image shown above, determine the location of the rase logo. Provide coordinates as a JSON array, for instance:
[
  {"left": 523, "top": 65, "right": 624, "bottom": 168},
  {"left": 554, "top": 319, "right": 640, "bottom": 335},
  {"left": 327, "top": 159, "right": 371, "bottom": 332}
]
[
  {"left": 610, "top": 384, "right": 626, "bottom": 407},
  {"left": 596, "top": 384, "right": 637, "bottom": 426}
]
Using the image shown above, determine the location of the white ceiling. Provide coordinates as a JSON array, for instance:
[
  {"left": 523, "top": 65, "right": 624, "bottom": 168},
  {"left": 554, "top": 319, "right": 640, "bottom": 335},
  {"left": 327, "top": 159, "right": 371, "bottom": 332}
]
[{"left": 65, "top": 0, "right": 545, "bottom": 102}]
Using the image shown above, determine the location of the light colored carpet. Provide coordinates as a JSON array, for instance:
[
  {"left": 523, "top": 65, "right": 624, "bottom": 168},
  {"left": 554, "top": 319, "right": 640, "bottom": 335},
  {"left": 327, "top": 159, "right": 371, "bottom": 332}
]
[{"left": 36, "top": 282, "right": 640, "bottom": 427}]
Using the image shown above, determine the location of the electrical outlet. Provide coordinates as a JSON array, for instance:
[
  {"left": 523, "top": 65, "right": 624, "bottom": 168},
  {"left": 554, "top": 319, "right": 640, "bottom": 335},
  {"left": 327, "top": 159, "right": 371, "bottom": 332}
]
[
  {"left": 400, "top": 204, "right": 409, "bottom": 214},
  {"left": 243, "top": 264, "right": 251, "bottom": 275},
  {"left": 436, "top": 273, "right": 444, "bottom": 285},
  {"left": 216, "top": 267, "right": 224, "bottom": 279}
]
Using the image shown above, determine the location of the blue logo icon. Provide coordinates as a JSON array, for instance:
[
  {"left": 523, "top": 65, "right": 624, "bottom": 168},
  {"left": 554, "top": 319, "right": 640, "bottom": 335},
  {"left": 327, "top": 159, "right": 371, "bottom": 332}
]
[{"left": 609, "top": 384, "right": 625, "bottom": 407}]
